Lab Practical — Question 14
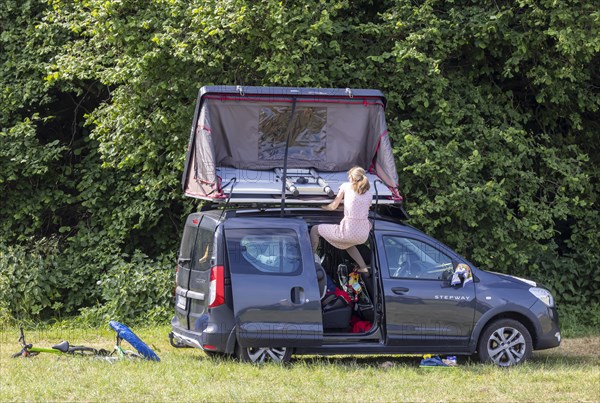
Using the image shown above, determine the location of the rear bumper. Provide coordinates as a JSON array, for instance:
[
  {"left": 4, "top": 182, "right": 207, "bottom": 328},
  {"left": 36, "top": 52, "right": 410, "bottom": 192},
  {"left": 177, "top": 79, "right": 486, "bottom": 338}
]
[{"left": 171, "top": 310, "right": 235, "bottom": 353}]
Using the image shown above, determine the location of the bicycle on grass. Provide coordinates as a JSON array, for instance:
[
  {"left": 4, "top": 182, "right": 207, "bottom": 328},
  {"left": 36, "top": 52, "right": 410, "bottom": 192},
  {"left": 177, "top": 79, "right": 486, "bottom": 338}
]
[{"left": 11, "top": 320, "right": 160, "bottom": 362}]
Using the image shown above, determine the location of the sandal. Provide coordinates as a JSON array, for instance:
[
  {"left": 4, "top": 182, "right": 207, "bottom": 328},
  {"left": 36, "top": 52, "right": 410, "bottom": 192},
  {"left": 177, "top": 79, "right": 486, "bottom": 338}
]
[{"left": 356, "top": 267, "right": 370, "bottom": 276}]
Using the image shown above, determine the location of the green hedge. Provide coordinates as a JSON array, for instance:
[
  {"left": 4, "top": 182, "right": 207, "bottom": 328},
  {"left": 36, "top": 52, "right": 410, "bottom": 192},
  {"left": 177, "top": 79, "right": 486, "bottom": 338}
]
[{"left": 1, "top": 0, "right": 598, "bottom": 325}]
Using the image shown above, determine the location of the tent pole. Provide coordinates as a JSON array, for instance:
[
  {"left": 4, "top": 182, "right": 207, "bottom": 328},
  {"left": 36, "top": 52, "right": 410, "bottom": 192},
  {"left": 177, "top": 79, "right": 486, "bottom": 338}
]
[{"left": 280, "top": 97, "right": 297, "bottom": 217}]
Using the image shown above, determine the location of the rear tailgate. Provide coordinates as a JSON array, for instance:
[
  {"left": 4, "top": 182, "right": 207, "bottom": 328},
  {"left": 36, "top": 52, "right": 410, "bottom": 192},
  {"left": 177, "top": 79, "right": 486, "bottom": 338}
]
[{"left": 174, "top": 213, "right": 217, "bottom": 330}]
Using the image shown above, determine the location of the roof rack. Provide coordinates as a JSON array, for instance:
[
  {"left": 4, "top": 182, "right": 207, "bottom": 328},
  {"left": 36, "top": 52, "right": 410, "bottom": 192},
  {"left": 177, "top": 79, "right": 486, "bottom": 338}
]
[{"left": 187, "top": 168, "right": 401, "bottom": 206}]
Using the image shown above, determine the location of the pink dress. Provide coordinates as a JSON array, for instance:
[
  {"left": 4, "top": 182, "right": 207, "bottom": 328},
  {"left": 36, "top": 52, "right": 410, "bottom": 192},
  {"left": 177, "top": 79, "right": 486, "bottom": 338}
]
[{"left": 318, "top": 182, "right": 372, "bottom": 250}]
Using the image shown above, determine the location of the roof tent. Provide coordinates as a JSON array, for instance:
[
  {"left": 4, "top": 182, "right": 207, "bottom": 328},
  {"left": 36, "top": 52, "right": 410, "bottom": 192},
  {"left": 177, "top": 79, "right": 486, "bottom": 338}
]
[{"left": 182, "top": 86, "right": 401, "bottom": 205}]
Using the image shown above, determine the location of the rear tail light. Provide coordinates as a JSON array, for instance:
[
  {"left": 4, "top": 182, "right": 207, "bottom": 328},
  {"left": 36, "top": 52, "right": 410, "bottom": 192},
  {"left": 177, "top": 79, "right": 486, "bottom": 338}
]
[{"left": 208, "top": 265, "right": 225, "bottom": 308}]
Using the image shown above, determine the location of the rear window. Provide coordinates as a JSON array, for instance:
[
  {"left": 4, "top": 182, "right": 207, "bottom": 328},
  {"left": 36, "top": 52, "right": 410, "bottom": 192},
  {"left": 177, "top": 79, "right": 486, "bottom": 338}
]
[
  {"left": 179, "top": 215, "right": 216, "bottom": 271},
  {"left": 194, "top": 221, "right": 216, "bottom": 271},
  {"left": 179, "top": 219, "right": 198, "bottom": 260},
  {"left": 225, "top": 229, "right": 302, "bottom": 275}
]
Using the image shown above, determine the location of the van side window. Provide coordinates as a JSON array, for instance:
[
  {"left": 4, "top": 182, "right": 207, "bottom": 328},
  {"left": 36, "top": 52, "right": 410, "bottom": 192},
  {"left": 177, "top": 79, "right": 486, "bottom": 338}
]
[
  {"left": 383, "top": 236, "right": 453, "bottom": 280},
  {"left": 226, "top": 229, "right": 302, "bottom": 275}
]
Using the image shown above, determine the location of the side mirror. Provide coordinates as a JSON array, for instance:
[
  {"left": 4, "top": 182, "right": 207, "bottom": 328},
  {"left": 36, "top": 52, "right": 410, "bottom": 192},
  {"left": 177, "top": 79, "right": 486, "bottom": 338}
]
[
  {"left": 441, "top": 262, "right": 474, "bottom": 288},
  {"left": 450, "top": 263, "right": 473, "bottom": 287}
]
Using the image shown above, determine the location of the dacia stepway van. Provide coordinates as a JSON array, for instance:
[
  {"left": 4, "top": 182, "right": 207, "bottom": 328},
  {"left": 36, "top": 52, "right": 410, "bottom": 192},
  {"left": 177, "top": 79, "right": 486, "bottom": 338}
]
[{"left": 170, "top": 86, "right": 560, "bottom": 366}]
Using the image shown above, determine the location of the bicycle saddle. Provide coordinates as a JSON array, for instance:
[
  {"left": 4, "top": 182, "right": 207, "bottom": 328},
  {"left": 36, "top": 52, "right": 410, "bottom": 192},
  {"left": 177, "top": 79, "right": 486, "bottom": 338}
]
[{"left": 52, "top": 340, "right": 70, "bottom": 353}]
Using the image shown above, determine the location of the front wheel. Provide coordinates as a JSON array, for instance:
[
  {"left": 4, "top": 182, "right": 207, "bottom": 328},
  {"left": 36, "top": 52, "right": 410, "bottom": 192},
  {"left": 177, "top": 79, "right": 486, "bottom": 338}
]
[
  {"left": 477, "top": 319, "right": 532, "bottom": 367},
  {"left": 236, "top": 344, "right": 292, "bottom": 364}
]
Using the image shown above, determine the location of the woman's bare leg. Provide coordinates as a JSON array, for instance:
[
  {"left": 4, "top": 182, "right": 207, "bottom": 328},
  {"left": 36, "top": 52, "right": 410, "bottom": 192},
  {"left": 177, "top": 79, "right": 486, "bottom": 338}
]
[
  {"left": 346, "top": 246, "right": 367, "bottom": 270},
  {"left": 310, "top": 225, "right": 320, "bottom": 253}
]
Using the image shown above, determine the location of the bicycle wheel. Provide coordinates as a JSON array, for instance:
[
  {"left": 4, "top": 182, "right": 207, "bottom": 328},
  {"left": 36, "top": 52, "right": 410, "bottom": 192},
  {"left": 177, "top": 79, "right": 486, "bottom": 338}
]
[
  {"left": 69, "top": 346, "right": 101, "bottom": 356},
  {"left": 108, "top": 321, "right": 160, "bottom": 362},
  {"left": 11, "top": 350, "right": 37, "bottom": 358},
  {"left": 119, "top": 348, "right": 144, "bottom": 359}
]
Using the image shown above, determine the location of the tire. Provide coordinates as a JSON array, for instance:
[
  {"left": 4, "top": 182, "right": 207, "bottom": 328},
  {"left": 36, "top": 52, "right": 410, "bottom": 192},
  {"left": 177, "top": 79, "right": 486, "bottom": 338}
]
[
  {"left": 121, "top": 349, "right": 144, "bottom": 359},
  {"left": 69, "top": 346, "right": 100, "bottom": 356},
  {"left": 477, "top": 319, "right": 533, "bottom": 367},
  {"left": 236, "top": 344, "right": 292, "bottom": 364},
  {"left": 109, "top": 321, "right": 160, "bottom": 362},
  {"left": 11, "top": 350, "right": 25, "bottom": 358}
]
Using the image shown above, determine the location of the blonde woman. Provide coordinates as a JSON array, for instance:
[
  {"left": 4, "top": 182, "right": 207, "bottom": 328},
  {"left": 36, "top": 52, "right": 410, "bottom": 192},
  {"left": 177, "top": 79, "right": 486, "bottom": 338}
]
[{"left": 310, "top": 166, "right": 373, "bottom": 273}]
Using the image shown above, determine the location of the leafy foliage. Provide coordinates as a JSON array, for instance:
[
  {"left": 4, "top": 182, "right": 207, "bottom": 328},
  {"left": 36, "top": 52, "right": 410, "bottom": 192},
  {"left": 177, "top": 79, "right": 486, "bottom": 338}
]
[
  {"left": 0, "top": 240, "right": 66, "bottom": 319},
  {"left": 0, "top": 0, "right": 598, "bottom": 323},
  {"left": 78, "top": 251, "right": 174, "bottom": 326}
]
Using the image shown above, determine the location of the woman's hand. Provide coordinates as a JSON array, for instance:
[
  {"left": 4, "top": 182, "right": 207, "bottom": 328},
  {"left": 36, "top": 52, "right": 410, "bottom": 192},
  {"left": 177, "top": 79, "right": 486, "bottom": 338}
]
[
  {"left": 321, "top": 203, "right": 335, "bottom": 211},
  {"left": 322, "top": 189, "right": 344, "bottom": 211}
]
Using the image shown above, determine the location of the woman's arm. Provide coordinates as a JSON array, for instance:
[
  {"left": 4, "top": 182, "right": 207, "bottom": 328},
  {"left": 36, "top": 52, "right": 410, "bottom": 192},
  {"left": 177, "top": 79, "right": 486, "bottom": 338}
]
[{"left": 322, "top": 188, "right": 345, "bottom": 211}]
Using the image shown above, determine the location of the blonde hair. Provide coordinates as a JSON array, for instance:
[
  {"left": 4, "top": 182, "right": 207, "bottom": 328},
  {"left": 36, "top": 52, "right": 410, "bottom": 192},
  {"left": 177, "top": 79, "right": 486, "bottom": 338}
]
[{"left": 348, "top": 166, "right": 370, "bottom": 195}]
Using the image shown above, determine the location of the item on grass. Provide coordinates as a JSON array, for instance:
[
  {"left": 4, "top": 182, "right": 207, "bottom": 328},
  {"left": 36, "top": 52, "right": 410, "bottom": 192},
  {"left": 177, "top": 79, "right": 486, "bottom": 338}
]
[
  {"left": 109, "top": 321, "right": 160, "bottom": 362},
  {"left": 442, "top": 356, "right": 457, "bottom": 366},
  {"left": 419, "top": 355, "right": 456, "bottom": 368}
]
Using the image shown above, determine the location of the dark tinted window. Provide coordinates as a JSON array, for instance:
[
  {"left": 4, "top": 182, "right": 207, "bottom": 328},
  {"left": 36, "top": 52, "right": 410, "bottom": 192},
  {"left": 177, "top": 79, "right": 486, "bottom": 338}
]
[
  {"left": 179, "top": 219, "right": 198, "bottom": 260},
  {"left": 193, "top": 219, "right": 217, "bottom": 271},
  {"left": 179, "top": 215, "right": 217, "bottom": 271},
  {"left": 226, "top": 229, "right": 302, "bottom": 275}
]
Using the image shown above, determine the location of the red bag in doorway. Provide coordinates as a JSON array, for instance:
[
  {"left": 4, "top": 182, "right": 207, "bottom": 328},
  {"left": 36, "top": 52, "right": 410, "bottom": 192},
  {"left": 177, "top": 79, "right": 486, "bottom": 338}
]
[{"left": 333, "top": 288, "right": 352, "bottom": 303}]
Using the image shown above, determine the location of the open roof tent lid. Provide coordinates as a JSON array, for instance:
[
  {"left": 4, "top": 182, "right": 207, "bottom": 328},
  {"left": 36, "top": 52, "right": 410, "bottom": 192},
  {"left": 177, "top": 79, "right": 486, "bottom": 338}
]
[{"left": 182, "top": 86, "right": 402, "bottom": 205}]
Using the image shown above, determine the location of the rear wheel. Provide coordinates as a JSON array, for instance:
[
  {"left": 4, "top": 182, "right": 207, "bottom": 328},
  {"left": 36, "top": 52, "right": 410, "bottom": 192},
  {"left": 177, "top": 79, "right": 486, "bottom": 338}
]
[
  {"left": 69, "top": 346, "right": 101, "bottom": 356},
  {"left": 236, "top": 344, "right": 292, "bottom": 364},
  {"left": 478, "top": 319, "right": 532, "bottom": 367}
]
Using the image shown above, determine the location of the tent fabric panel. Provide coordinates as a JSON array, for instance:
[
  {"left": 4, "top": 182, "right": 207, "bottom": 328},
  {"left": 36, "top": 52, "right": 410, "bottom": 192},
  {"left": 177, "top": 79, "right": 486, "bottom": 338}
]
[
  {"left": 184, "top": 90, "right": 400, "bottom": 198},
  {"left": 198, "top": 99, "right": 387, "bottom": 170}
]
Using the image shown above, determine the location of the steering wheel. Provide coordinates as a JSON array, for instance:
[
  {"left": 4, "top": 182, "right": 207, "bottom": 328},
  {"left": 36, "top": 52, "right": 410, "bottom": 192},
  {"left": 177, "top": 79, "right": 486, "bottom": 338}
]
[{"left": 391, "top": 258, "right": 412, "bottom": 278}]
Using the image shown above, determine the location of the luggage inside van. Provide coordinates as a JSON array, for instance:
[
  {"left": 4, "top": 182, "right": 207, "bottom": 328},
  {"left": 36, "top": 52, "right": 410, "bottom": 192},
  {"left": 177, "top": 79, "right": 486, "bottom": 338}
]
[{"left": 318, "top": 242, "right": 376, "bottom": 333}]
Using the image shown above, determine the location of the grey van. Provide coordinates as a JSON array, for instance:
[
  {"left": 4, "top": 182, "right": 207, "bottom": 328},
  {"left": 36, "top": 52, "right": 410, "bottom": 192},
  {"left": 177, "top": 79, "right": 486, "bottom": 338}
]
[{"left": 169, "top": 86, "right": 560, "bottom": 366}]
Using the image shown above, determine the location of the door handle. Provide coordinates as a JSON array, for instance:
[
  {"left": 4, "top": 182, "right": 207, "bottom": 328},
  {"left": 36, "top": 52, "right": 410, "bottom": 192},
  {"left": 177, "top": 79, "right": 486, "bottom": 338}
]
[
  {"left": 290, "top": 286, "right": 305, "bottom": 304},
  {"left": 392, "top": 287, "right": 409, "bottom": 295}
]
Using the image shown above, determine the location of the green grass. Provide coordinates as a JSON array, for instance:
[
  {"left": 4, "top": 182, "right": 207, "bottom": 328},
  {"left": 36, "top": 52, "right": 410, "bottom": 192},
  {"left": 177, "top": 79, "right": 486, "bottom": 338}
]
[{"left": 1, "top": 325, "right": 598, "bottom": 402}]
